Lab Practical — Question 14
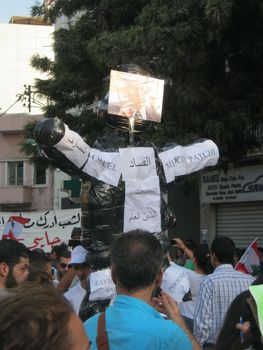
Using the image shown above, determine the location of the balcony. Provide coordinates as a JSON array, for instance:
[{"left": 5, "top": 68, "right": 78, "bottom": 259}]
[{"left": 0, "top": 186, "right": 32, "bottom": 205}]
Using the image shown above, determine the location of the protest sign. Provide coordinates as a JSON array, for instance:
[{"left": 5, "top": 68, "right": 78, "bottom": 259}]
[
  {"left": 89, "top": 268, "right": 116, "bottom": 301},
  {"left": 108, "top": 70, "right": 164, "bottom": 122},
  {"left": 161, "top": 263, "right": 190, "bottom": 303},
  {"left": 0, "top": 209, "right": 81, "bottom": 252}
]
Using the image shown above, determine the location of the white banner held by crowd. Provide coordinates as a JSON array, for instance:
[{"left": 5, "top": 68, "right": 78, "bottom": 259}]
[
  {"left": 161, "top": 263, "right": 190, "bottom": 302},
  {"left": 89, "top": 268, "right": 116, "bottom": 301},
  {"left": 158, "top": 140, "right": 219, "bottom": 183},
  {"left": 84, "top": 149, "right": 121, "bottom": 187},
  {"left": 0, "top": 209, "right": 81, "bottom": 252}
]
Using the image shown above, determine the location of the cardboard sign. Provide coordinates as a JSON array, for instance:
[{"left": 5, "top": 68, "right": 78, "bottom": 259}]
[{"left": 108, "top": 70, "right": 164, "bottom": 123}]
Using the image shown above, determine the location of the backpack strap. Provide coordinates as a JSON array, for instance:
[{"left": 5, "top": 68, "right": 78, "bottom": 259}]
[{"left": 96, "top": 312, "right": 109, "bottom": 350}]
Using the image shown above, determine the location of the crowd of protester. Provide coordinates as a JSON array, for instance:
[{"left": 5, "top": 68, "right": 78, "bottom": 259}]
[{"left": 0, "top": 229, "right": 262, "bottom": 350}]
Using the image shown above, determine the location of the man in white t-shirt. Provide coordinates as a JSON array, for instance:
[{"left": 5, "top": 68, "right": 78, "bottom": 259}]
[{"left": 64, "top": 245, "right": 91, "bottom": 314}]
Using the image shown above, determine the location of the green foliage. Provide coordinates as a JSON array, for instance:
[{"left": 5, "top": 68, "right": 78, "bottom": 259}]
[{"left": 28, "top": 0, "right": 263, "bottom": 165}]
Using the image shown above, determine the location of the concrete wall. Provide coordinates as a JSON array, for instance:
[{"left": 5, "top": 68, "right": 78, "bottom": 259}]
[{"left": 0, "top": 22, "right": 54, "bottom": 115}]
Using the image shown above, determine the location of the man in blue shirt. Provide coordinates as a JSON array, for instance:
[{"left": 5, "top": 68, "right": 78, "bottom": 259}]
[{"left": 84, "top": 230, "right": 200, "bottom": 349}]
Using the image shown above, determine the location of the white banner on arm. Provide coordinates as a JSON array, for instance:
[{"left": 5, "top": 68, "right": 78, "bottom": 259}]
[
  {"left": 84, "top": 148, "right": 121, "bottom": 187},
  {"left": 158, "top": 140, "right": 219, "bottom": 183},
  {"left": 55, "top": 124, "right": 90, "bottom": 169}
]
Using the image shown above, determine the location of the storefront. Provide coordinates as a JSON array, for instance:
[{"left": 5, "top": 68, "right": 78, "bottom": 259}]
[{"left": 200, "top": 165, "right": 263, "bottom": 248}]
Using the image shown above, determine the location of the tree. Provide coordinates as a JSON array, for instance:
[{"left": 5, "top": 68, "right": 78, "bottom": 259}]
[{"left": 28, "top": 0, "right": 263, "bottom": 164}]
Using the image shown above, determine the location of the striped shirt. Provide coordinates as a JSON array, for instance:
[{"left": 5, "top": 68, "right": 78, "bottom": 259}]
[{"left": 193, "top": 264, "right": 254, "bottom": 345}]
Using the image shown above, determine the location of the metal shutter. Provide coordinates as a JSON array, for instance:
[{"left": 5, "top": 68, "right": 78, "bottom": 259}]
[{"left": 216, "top": 202, "right": 263, "bottom": 248}]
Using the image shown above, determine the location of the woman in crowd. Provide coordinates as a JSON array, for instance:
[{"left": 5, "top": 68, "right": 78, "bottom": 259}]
[
  {"left": 172, "top": 238, "right": 214, "bottom": 331},
  {"left": 215, "top": 290, "right": 263, "bottom": 350}
]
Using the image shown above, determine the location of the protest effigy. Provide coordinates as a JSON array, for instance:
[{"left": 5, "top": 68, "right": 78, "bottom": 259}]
[{"left": 30, "top": 64, "right": 219, "bottom": 317}]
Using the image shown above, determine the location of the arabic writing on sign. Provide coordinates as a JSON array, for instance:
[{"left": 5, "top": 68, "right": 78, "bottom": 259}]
[
  {"left": 129, "top": 208, "right": 158, "bottom": 223},
  {"left": 0, "top": 209, "right": 81, "bottom": 251},
  {"left": 23, "top": 211, "right": 80, "bottom": 229},
  {"left": 119, "top": 147, "right": 157, "bottom": 181},
  {"left": 129, "top": 156, "right": 151, "bottom": 168},
  {"left": 27, "top": 231, "right": 62, "bottom": 250},
  {"left": 55, "top": 124, "right": 90, "bottom": 169}
]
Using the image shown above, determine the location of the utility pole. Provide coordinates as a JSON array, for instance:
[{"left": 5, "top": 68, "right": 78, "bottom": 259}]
[{"left": 23, "top": 85, "right": 32, "bottom": 113}]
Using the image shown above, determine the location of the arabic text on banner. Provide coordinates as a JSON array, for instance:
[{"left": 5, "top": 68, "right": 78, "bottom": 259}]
[
  {"left": 55, "top": 124, "right": 90, "bottom": 169},
  {"left": 84, "top": 149, "right": 121, "bottom": 187},
  {"left": 0, "top": 209, "right": 81, "bottom": 252},
  {"left": 158, "top": 140, "right": 219, "bottom": 183},
  {"left": 119, "top": 147, "right": 157, "bottom": 181},
  {"left": 123, "top": 176, "right": 161, "bottom": 233}
]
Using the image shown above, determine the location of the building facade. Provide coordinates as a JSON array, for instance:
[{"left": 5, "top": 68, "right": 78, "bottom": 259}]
[{"left": 0, "top": 20, "right": 71, "bottom": 211}]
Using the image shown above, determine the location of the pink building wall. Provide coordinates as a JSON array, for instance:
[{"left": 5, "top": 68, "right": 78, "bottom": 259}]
[{"left": 0, "top": 113, "right": 54, "bottom": 211}]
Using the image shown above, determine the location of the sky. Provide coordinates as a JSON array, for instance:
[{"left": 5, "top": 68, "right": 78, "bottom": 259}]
[{"left": 0, "top": 0, "right": 37, "bottom": 23}]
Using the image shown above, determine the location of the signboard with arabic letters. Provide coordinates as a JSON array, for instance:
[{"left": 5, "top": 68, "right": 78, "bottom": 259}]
[{"left": 0, "top": 209, "right": 81, "bottom": 252}]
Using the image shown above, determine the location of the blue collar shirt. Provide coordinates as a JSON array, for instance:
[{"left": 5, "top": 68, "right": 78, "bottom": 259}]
[{"left": 85, "top": 294, "right": 193, "bottom": 350}]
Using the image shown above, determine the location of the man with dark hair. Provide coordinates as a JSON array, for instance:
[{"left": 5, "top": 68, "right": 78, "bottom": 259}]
[
  {"left": 0, "top": 240, "right": 29, "bottom": 294},
  {"left": 28, "top": 250, "right": 54, "bottom": 286},
  {"left": 194, "top": 236, "right": 255, "bottom": 349},
  {"left": 56, "top": 249, "right": 71, "bottom": 281},
  {"left": 0, "top": 283, "right": 90, "bottom": 350},
  {"left": 84, "top": 230, "right": 200, "bottom": 349}
]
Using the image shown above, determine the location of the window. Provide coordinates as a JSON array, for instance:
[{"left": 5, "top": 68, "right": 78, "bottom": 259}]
[
  {"left": 8, "top": 161, "right": 24, "bottom": 186},
  {"left": 34, "top": 164, "right": 47, "bottom": 185}
]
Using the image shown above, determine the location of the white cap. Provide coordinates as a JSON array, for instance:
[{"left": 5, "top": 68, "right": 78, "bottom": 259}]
[{"left": 69, "top": 245, "right": 88, "bottom": 265}]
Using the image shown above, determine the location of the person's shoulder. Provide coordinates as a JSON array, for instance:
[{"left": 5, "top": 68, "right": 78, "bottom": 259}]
[
  {"left": 199, "top": 272, "right": 214, "bottom": 286},
  {"left": 234, "top": 270, "right": 255, "bottom": 282},
  {"left": 158, "top": 319, "right": 192, "bottom": 349},
  {"left": 84, "top": 312, "right": 100, "bottom": 328}
]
